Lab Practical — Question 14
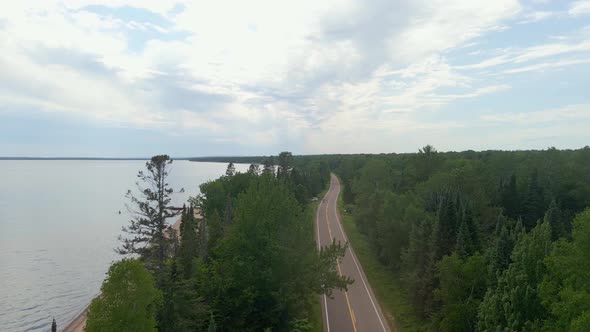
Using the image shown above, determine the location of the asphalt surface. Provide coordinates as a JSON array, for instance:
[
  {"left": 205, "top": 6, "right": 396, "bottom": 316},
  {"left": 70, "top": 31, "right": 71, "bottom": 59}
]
[{"left": 316, "top": 174, "right": 392, "bottom": 332}]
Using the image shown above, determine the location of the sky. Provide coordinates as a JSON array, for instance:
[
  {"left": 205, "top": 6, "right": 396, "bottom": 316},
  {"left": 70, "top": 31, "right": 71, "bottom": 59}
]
[{"left": 1, "top": 1, "right": 589, "bottom": 157}]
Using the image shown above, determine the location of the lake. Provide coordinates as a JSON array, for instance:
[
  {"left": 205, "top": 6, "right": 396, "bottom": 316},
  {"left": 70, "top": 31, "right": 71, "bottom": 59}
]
[{"left": 0, "top": 160, "right": 245, "bottom": 331}]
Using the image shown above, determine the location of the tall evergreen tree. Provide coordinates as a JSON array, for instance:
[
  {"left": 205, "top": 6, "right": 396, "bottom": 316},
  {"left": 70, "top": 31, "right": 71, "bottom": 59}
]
[
  {"left": 51, "top": 318, "right": 56, "bottom": 332},
  {"left": 501, "top": 173, "right": 520, "bottom": 220},
  {"left": 522, "top": 169, "right": 545, "bottom": 229},
  {"left": 179, "top": 205, "right": 198, "bottom": 278},
  {"left": 117, "top": 155, "right": 183, "bottom": 277},
  {"left": 545, "top": 199, "right": 564, "bottom": 241},
  {"left": 225, "top": 162, "right": 236, "bottom": 177},
  {"left": 276, "top": 151, "right": 293, "bottom": 180},
  {"left": 247, "top": 163, "right": 260, "bottom": 175}
]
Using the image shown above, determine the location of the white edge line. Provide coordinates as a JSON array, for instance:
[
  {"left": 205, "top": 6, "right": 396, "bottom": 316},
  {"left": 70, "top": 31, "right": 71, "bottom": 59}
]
[
  {"left": 316, "top": 197, "right": 331, "bottom": 332},
  {"left": 332, "top": 177, "right": 388, "bottom": 332}
]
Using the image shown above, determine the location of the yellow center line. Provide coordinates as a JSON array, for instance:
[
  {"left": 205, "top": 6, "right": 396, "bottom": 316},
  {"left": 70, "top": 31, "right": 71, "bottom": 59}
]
[{"left": 325, "top": 191, "right": 358, "bottom": 332}]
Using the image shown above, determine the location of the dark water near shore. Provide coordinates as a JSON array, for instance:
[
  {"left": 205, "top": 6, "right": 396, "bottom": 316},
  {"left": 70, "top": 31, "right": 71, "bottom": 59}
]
[{"left": 0, "top": 160, "right": 245, "bottom": 331}]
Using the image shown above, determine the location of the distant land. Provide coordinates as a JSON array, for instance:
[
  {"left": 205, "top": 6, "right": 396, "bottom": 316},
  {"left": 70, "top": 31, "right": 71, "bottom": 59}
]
[{"left": 0, "top": 157, "right": 153, "bottom": 160}]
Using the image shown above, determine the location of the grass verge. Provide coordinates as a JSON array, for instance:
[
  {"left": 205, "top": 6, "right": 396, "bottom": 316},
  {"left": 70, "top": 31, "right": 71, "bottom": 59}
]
[{"left": 337, "top": 192, "right": 427, "bottom": 332}]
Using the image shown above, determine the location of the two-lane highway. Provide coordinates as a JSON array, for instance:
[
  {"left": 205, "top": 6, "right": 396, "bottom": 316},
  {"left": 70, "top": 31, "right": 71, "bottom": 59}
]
[{"left": 316, "top": 174, "right": 392, "bottom": 332}]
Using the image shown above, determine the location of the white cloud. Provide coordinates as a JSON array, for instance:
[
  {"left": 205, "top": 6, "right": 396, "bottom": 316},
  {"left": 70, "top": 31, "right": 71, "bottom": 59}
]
[
  {"left": 569, "top": 1, "right": 590, "bottom": 16},
  {"left": 2, "top": 0, "right": 589, "bottom": 154},
  {"left": 481, "top": 104, "right": 590, "bottom": 123}
]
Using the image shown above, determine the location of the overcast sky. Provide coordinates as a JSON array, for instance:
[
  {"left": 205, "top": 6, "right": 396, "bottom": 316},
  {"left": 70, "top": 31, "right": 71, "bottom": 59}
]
[{"left": 1, "top": 1, "right": 589, "bottom": 157}]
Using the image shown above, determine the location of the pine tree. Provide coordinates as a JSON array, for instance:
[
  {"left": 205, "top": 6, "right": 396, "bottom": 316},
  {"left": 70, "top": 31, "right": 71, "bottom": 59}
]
[
  {"left": 544, "top": 199, "right": 564, "bottom": 241},
  {"left": 51, "top": 318, "right": 56, "bottom": 332},
  {"left": 179, "top": 205, "right": 198, "bottom": 278},
  {"left": 247, "top": 163, "right": 260, "bottom": 175},
  {"left": 117, "top": 155, "right": 183, "bottom": 277},
  {"left": 522, "top": 169, "right": 545, "bottom": 229},
  {"left": 262, "top": 157, "right": 274, "bottom": 176},
  {"left": 501, "top": 174, "right": 520, "bottom": 220},
  {"left": 276, "top": 151, "right": 293, "bottom": 180},
  {"left": 225, "top": 162, "right": 236, "bottom": 177}
]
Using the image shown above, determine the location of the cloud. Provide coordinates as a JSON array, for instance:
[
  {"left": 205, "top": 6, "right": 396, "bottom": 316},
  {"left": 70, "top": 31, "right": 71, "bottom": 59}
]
[
  {"left": 569, "top": 1, "right": 590, "bottom": 16},
  {"left": 0, "top": 0, "right": 589, "bottom": 155},
  {"left": 456, "top": 37, "right": 590, "bottom": 74},
  {"left": 481, "top": 104, "right": 590, "bottom": 124}
]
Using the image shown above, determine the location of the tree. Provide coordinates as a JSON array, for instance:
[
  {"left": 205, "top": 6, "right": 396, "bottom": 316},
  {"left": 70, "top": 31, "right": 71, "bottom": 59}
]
[
  {"left": 118, "top": 155, "right": 183, "bottom": 276},
  {"left": 276, "top": 151, "right": 293, "bottom": 180},
  {"left": 262, "top": 157, "right": 274, "bottom": 176},
  {"left": 522, "top": 169, "right": 545, "bottom": 229},
  {"left": 247, "top": 163, "right": 260, "bottom": 175},
  {"left": 402, "top": 215, "right": 437, "bottom": 318},
  {"left": 86, "top": 259, "right": 162, "bottom": 332},
  {"left": 225, "top": 162, "right": 236, "bottom": 177},
  {"left": 501, "top": 174, "right": 520, "bottom": 220},
  {"left": 178, "top": 206, "right": 199, "bottom": 278},
  {"left": 433, "top": 252, "right": 487, "bottom": 332},
  {"left": 51, "top": 318, "right": 56, "bottom": 332},
  {"left": 207, "top": 210, "right": 223, "bottom": 254},
  {"left": 210, "top": 176, "right": 350, "bottom": 330},
  {"left": 540, "top": 209, "right": 590, "bottom": 331},
  {"left": 477, "top": 221, "right": 552, "bottom": 331},
  {"left": 545, "top": 199, "right": 564, "bottom": 241}
]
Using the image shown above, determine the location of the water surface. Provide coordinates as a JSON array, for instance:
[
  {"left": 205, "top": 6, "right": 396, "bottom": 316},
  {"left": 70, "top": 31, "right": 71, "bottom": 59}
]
[{"left": 0, "top": 160, "right": 244, "bottom": 331}]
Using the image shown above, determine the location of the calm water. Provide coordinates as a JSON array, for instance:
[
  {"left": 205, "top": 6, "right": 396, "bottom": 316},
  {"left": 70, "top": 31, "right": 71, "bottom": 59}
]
[{"left": 0, "top": 160, "right": 245, "bottom": 331}]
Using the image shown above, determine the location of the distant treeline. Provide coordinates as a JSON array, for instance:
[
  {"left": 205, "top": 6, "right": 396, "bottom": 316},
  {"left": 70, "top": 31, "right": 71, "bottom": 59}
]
[{"left": 188, "top": 154, "right": 367, "bottom": 165}]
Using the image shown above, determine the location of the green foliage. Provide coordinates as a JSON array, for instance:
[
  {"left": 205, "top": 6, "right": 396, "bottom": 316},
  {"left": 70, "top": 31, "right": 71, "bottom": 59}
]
[
  {"left": 324, "top": 147, "right": 590, "bottom": 330},
  {"left": 209, "top": 176, "right": 350, "bottom": 330},
  {"left": 51, "top": 318, "right": 56, "bottom": 332},
  {"left": 477, "top": 221, "right": 552, "bottom": 331},
  {"left": 117, "top": 155, "right": 181, "bottom": 277},
  {"left": 540, "top": 209, "right": 590, "bottom": 331},
  {"left": 86, "top": 259, "right": 162, "bottom": 332},
  {"left": 178, "top": 206, "right": 199, "bottom": 278},
  {"left": 433, "top": 252, "right": 487, "bottom": 332}
]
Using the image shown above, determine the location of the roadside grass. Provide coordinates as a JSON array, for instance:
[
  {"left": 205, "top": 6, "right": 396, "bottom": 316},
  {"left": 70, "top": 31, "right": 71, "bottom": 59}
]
[{"left": 337, "top": 193, "right": 427, "bottom": 332}]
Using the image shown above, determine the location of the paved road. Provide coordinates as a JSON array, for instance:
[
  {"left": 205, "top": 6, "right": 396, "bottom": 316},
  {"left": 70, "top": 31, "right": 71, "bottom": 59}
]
[{"left": 316, "top": 174, "right": 392, "bottom": 332}]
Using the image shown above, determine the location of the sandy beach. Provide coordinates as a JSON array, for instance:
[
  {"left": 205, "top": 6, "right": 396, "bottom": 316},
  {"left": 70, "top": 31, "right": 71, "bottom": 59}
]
[{"left": 63, "top": 306, "right": 88, "bottom": 332}]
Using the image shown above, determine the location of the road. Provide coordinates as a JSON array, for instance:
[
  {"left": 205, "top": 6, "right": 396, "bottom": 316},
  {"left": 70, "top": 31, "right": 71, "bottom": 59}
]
[{"left": 316, "top": 174, "right": 392, "bottom": 332}]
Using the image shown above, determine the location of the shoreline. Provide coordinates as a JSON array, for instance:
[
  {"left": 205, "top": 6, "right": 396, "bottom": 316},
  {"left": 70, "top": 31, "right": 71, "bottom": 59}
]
[
  {"left": 63, "top": 213, "right": 193, "bottom": 331},
  {"left": 63, "top": 304, "right": 89, "bottom": 332}
]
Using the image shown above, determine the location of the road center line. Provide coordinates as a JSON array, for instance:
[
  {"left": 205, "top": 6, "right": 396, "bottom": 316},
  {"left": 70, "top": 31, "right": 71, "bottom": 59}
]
[
  {"left": 325, "top": 189, "right": 357, "bottom": 332},
  {"left": 332, "top": 179, "right": 388, "bottom": 332}
]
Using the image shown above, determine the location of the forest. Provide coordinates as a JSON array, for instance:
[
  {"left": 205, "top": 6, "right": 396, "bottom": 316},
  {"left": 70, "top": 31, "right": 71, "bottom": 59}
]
[
  {"left": 328, "top": 146, "right": 590, "bottom": 331},
  {"left": 85, "top": 153, "right": 350, "bottom": 331},
  {"left": 84, "top": 146, "right": 590, "bottom": 331}
]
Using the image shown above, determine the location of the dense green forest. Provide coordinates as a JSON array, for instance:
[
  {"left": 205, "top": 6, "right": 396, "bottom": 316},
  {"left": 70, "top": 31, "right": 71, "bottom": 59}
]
[
  {"left": 86, "top": 153, "right": 350, "bottom": 331},
  {"left": 86, "top": 147, "right": 590, "bottom": 331},
  {"left": 327, "top": 146, "right": 590, "bottom": 331}
]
